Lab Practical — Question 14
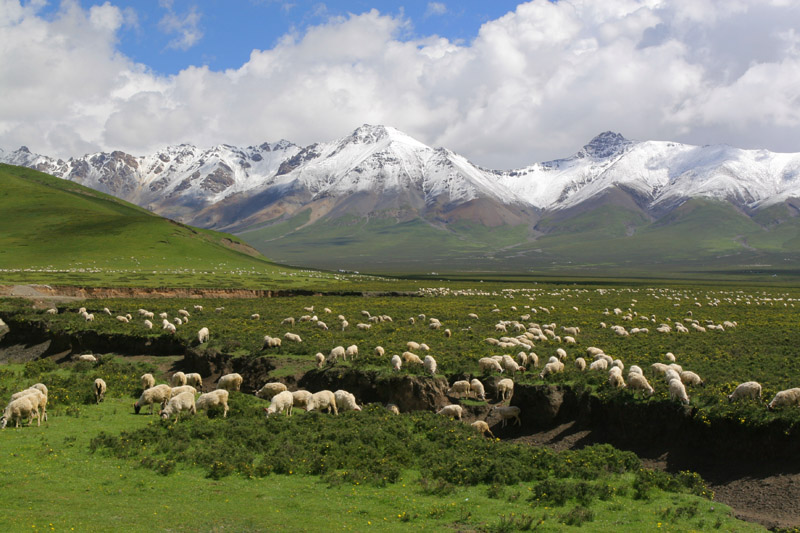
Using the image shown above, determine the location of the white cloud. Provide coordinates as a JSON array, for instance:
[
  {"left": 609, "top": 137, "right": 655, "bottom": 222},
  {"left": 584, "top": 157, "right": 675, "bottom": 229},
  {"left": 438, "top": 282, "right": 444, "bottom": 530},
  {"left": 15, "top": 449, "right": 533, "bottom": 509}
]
[
  {"left": 425, "top": 2, "right": 447, "bottom": 17},
  {"left": 158, "top": 3, "right": 202, "bottom": 50},
  {"left": 2, "top": 0, "right": 800, "bottom": 168}
]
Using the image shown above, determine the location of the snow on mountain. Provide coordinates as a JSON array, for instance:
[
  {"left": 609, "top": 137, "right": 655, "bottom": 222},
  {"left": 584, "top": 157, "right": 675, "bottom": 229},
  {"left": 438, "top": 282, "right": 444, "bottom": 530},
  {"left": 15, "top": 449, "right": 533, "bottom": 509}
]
[{"left": 3, "top": 126, "right": 800, "bottom": 226}]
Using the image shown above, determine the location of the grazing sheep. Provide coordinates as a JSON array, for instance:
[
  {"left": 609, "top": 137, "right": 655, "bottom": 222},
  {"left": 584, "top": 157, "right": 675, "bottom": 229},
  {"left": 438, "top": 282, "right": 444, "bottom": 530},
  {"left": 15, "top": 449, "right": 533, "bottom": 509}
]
[
  {"left": 263, "top": 335, "right": 282, "bottom": 349},
  {"left": 386, "top": 403, "right": 400, "bottom": 415},
  {"left": 143, "top": 319, "right": 153, "bottom": 329},
  {"left": 406, "top": 341, "right": 421, "bottom": 351},
  {"left": 174, "top": 317, "right": 183, "bottom": 326},
  {"left": 556, "top": 348, "right": 567, "bottom": 360},
  {"left": 528, "top": 352, "right": 539, "bottom": 368},
  {"left": 374, "top": 346, "right": 385, "bottom": 357},
  {"left": 116, "top": 315, "right": 129, "bottom": 323},
  {"left": 491, "top": 405, "right": 521, "bottom": 428},
  {"left": 423, "top": 355, "right": 437, "bottom": 376},
  {"left": 437, "top": 404, "right": 463, "bottom": 420},
  {"left": 290, "top": 390, "right": 313, "bottom": 409},
  {"left": 470, "top": 379, "right": 486, "bottom": 401},
  {"left": 448, "top": 380, "right": 471, "bottom": 398},
  {"left": 629, "top": 365, "right": 643, "bottom": 376},
  {"left": 306, "top": 390, "right": 338, "bottom": 415},
  {"left": 264, "top": 390, "right": 294, "bottom": 417},
  {"left": 539, "top": 360, "right": 565, "bottom": 379},
  {"left": 185, "top": 373, "right": 203, "bottom": 390},
  {"left": 665, "top": 352, "right": 676, "bottom": 362},
  {"left": 668, "top": 363, "right": 683, "bottom": 373},
  {"left": 627, "top": 373, "right": 654, "bottom": 396},
  {"left": 1, "top": 396, "right": 38, "bottom": 428},
  {"left": 478, "top": 357, "right": 504, "bottom": 374},
  {"left": 78, "top": 354, "right": 97, "bottom": 363},
  {"left": 408, "top": 317, "right": 415, "bottom": 325},
  {"left": 8, "top": 388, "right": 47, "bottom": 424},
  {"left": 608, "top": 368, "right": 626, "bottom": 388},
  {"left": 315, "top": 352, "right": 325, "bottom": 368},
  {"left": 334, "top": 390, "right": 361, "bottom": 412},
  {"left": 284, "top": 332, "right": 302, "bottom": 343},
  {"left": 140, "top": 373, "right": 155, "bottom": 390},
  {"left": 391, "top": 354, "right": 402, "bottom": 371},
  {"left": 170, "top": 385, "right": 197, "bottom": 397},
  {"left": 768, "top": 388, "right": 800, "bottom": 410},
  {"left": 196, "top": 389, "right": 229, "bottom": 418},
  {"left": 727, "top": 381, "right": 762, "bottom": 403},
  {"left": 468, "top": 313, "right": 479, "bottom": 319},
  {"left": 255, "top": 382, "right": 288, "bottom": 400},
  {"left": 170, "top": 372, "right": 187, "bottom": 387},
  {"left": 651, "top": 363, "right": 669, "bottom": 375},
  {"left": 575, "top": 357, "right": 587, "bottom": 371},
  {"left": 134, "top": 384, "right": 172, "bottom": 414},
  {"left": 94, "top": 378, "right": 107, "bottom": 404},
  {"left": 680, "top": 371, "right": 704, "bottom": 387},
  {"left": 586, "top": 347, "right": 605, "bottom": 357},
  {"left": 665, "top": 369, "right": 681, "bottom": 384},
  {"left": 402, "top": 352, "right": 423, "bottom": 365},
  {"left": 356, "top": 323, "right": 371, "bottom": 331},
  {"left": 340, "top": 320, "right": 349, "bottom": 331},
  {"left": 669, "top": 379, "right": 690, "bottom": 405},
  {"left": 251, "top": 313, "right": 260, "bottom": 320},
  {"left": 497, "top": 378, "right": 514, "bottom": 402},
  {"left": 589, "top": 359, "right": 608, "bottom": 372},
  {"left": 164, "top": 323, "right": 176, "bottom": 334},
  {"left": 471, "top": 420, "right": 495, "bottom": 439},
  {"left": 217, "top": 373, "right": 243, "bottom": 392},
  {"left": 327, "top": 346, "right": 346, "bottom": 365},
  {"left": 160, "top": 391, "right": 196, "bottom": 421},
  {"left": 501, "top": 354, "right": 524, "bottom": 375},
  {"left": 197, "top": 327, "right": 209, "bottom": 344},
  {"left": 84, "top": 313, "right": 94, "bottom": 322},
  {"left": 281, "top": 317, "right": 296, "bottom": 327},
  {"left": 178, "top": 309, "right": 190, "bottom": 318},
  {"left": 46, "top": 308, "right": 58, "bottom": 315},
  {"left": 419, "top": 343, "right": 431, "bottom": 352},
  {"left": 193, "top": 305, "right": 203, "bottom": 311},
  {"left": 345, "top": 345, "right": 359, "bottom": 360}
]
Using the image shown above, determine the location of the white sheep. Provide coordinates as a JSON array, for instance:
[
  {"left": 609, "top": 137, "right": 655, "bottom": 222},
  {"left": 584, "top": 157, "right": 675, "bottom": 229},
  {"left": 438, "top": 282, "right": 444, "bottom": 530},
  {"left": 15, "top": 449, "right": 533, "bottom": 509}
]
[
  {"left": 539, "top": 360, "right": 564, "bottom": 379},
  {"left": 143, "top": 319, "right": 153, "bottom": 329},
  {"left": 185, "top": 373, "right": 203, "bottom": 390},
  {"left": 170, "top": 385, "right": 197, "bottom": 397},
  {"left": 423, "top": 355, "right": 437, "bottom": 376},
  {"left": 217, "top": 373, "right": 243, "bottom": 392},
  {"left": 374, "top": 346, "right": 385, "bottom": 357},
  {"left": 627, "top": 373, "right": 654, "bottom": 396},
  {"left": 528, "top": 352, "right": 539, "bottom": 368},
  {"left": 160, "top": 391, "right": 196, "bottom": 421},
  {"left": 727, "top": 381, "right": 762, "bottom": 403},
  {"left": 197, "top": 327, "right": 209, "bottom": 343},
  {"left": 768, "top": 388, "right": 800, "bottom": 410},
  {"left": 586, "top": 347, "right": 605, "bottom": 357},
  {"left": 327, "top": 346, "right": 345, "bottom": 365},
  {"left": 264, "top": 390, "right": 294, "bottom": 417},
  {"left": 94, "top": 378, "right": 107, "bottom": 404},
  {"left": 467, "top": 379, "right": 484, "bottom": 401},
  {"left": 386, "top": 404, "right": 400, "bottom": 415},
  {"left": 497, "top": 378, "right": 514, "bottom": 402},
  {"left": 1, "top": 396, "right": 38, "bottom": 428},
  {"left": 255, "top": 382, "right": 287, "bottom": 400},
  {"left": 651, "top": 363, "right": 669, "bottom": 375},
  {"left": 402, "top": 352, "right": 423, "bottom": 365},
  {"left": 345, "top": 345, "right": 358, "bottom": 360},
  {"left": 589, "top": 359, "right": 608, "bottom": 372},
  {"left": 448, "top": 380, "right": 471, "bottom": 398},
  {"left": 629, "top": 365, "right": 643, "bottom": 376},
  {"left": 196, "top": 389, "right": 229, "bottom": 417},
  {"left": 8, "top": 388, "right": 47, "bottom": 424},
  {"left": 664, "top": 369, "right": 681, "bottom": 384},
  {"left": 306, "top": 390, "right": 338, "bottom": 415},
  {"left": 164, "top": 323, "right": 176, "bottom": 334},
  {"left": 291, "top": 390, "right": 313, "bottom": 409},
  {"left": 608, "top": 368, "right": 626, "bottom": 388},
  {"left": 281, "top": 317, "right": 296, "bottom": 327},
  {"left": 556, "top": 348, "right": 567, "bottom": 360},
  {"left": 669, "top": 379, "right": 690, "bottom": 405},
  {"left": 665, "top": 352, "right": 676, "bottom": 362},
  {"left": 491, "top": 405, "right": 521, "bottom": 428},
  {"left": 471, "top": 420, "right": 495, "bottom": 438},
  {"left": 437, "top": 404, "right": 463, "bottom": 420},
  {"left": 575, "top": 357, "right": 586, "bottom": 371},
  {"left": 680, "top": 371, "right": 704, "bottom": 387},
  {"left": 419, "top": 343, "right": 430, "bottom": 352},
  {"left": 406, "top": 341, "right": 421, "bottom": 351},
  {"left": 334, "top": 390, "right": 361, "bottom": 412},
  {"left": 134, "top": 384, "right": 172, "bottom": 414},
  {"left": 478, "top": 357, "right": 504, "bottom": 374},
  {"left": 140, "top": 373, "right": 155, "bottom": 390},
  {"left": 170, "top": 372, "right": 187, "bottom": 387},
  {"left": 356, "top": 323, "right": 371, "bottom": 331},
  {"left": 391, "top": 354, "right": 402, "bottom": 371},
  {"left": 178, "top": 309, "right": 190, "bottom": 318},
  {"left": 251, "top": 313, "right": 260, "bottom": 320},
  {"left": 284, "top": 332, "right": 302, "bottom": 343},
  {"left": 263, "top": 335, "right": 282, "bottom": 348},
  {"left": 116, "top": 315, "right": 129, "bottom": 323},
  {"left": 315, "top": 352, "right": 325, "bottom": 369},
  {"left": 78, "top": 354, "right": 97, "bottom": 363}
]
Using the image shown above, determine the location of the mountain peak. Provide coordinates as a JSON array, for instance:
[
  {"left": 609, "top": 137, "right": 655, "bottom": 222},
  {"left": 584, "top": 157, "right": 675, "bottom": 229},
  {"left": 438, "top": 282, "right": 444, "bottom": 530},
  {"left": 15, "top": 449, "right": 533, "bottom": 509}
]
[
  {"left": 348, "top": 124, "right": 391, "bottom": 144},
  {"left": 582, "top": 131, "right": 631, "bottom": 159}
]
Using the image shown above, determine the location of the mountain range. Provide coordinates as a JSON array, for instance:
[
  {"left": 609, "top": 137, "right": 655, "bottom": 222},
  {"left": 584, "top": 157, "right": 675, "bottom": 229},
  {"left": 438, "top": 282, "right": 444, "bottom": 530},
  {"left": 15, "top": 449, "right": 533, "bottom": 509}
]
[{"left": 4, "top": 126, "right": 800, "bottom": 275}]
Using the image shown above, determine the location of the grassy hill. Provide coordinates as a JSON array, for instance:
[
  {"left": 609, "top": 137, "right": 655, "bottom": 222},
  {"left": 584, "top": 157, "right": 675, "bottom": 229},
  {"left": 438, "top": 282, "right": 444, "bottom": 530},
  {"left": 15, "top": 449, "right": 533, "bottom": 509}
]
[{"left": 0, "top": 164, "right": 328, "bottom": 287}]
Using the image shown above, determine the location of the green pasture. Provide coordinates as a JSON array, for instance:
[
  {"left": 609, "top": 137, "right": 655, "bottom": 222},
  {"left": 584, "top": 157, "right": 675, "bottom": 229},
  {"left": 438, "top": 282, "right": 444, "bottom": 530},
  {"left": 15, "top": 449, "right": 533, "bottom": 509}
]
[{"left": 0, "top": 358, "right": 761, "bottom": 532}]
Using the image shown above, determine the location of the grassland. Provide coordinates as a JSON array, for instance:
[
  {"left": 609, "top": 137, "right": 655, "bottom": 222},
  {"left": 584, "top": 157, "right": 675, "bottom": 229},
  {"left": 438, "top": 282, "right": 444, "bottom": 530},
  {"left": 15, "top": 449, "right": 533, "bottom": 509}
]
[{"left": 0, "top": 357, "right": 761, "bottom": 532}]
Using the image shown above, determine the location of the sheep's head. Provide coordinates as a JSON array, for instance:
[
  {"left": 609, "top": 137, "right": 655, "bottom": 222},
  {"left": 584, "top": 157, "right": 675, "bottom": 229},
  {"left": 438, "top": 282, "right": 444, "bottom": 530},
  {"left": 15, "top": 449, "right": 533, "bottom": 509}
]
[
  {"left": 133, "top": 402, "right": 141, "bottom": 414},
  {"left": 0, "top": 416, "right": 6, "bottom": 429}
]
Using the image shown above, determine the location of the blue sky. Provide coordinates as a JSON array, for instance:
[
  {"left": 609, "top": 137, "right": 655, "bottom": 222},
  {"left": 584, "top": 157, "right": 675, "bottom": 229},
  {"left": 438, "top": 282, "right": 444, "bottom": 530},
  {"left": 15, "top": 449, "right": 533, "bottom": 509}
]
[
  {"left": 36, "top": 1, "right": 526, "bottom": 75},
  {"left": 2, "top": 1, "right": 800, "bottom": 167}
]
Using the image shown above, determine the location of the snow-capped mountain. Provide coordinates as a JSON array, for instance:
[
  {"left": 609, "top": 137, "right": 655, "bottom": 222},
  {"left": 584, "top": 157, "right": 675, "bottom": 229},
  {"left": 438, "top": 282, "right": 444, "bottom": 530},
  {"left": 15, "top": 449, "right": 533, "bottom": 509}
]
[{"left": 3, "top": 125, "right": 800, "bottom": 231}]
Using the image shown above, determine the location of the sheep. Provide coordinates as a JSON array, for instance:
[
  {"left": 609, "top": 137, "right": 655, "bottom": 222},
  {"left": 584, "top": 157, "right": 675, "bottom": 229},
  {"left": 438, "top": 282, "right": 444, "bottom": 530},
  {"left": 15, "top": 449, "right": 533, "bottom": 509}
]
[
  {"left": 449, "top": 380, "right": 471, "bottom": 398},
  {"left": 437, "top": 404, "right": 463, "bottom": 420},
  {"left": 727, "top": 381, "right": 762, "bottom": 403},
  {"left": 185, "top": 373, "right": 203, "bottom": 390},
  {"left": 84, "top": 313, "right": 94, "bottom": 322},
  {"left": 287, "top": 390, "right": 312, "bottom": 409},
  {"left": 255, "top": 382, "right": 288, "bottom": 400},
  {"left": 1, "top": 396, "right": 38, "bottom": 428},
  {"left": 468, "top": 313, "right": 479, "bottom": 320},
  {"left": 608, "top": 368, "right": 626, "bottom": 388},
  {"left": 768, "top": 388, "right": 800, "bottom": 410},
  {"left": 491, "top": 405, "right": 521, "bottom": 428},
  {"left": 478, "top": 357, "right": 504, "bottom": 374},
  {"left": 501, "top": 354, "right": 524, "bottom": 375},
  {"left": 539, "top": 360, "right": 564, "bottom": 379},
  {"left": 264, "top": 390, "right": 294, "bottom": 417},
  {"left": 193, "top": 305, "right": 203, "bottom": 311},
  {"left": 45, "top": 308, "right": 58, "bottom": 315},
  {"left": 143, "top": 319, "right": 153, "bottom": 329},
  {"left": 197, "top": 327, "right": 209, "bottom": 343},
  {"left": 134, "top": 384, "right": 172, "bottom": 414},
  {"left": 263, "top": 335, "right": 282, "bottom": 349},
  {"left": 471, "top": 420, "right": 496, "bottom": 439},
  {"left": 8, "top": 388, "right": 47, "bottom": 424},
  {"left": 356, "top": 323, "right": 371, "bottom": 331},
  {"left": 306, "top": 390, "right": 338, "bottom": 415},
  {"left": 419, "top": 343, "right": 430, "bottom": 352},
  {"left": 556, "top": 348, "right": 567, "bottom": 360},
  {"left": 563, "top": 336, "right": 576, "bottom": 344},
  {"left": 574, "top": 357, "right": 587, "bottom": 371},
  {"left": 251, "top": 313, "right": 260, "bottom": 320},
  {"left": 170, "top": 372, "right": 187, "bottom": 387},
  {"left": 158, "top": 312, "right": 168, "bottom": 319},
  {"left": 284, "top": 332, "right": 302, "bottom": 343},
  {"left": 195, "top": 389, "right": 228, "bottom": 418},
  {"left": 334, "top": 390, "right": 361, "bottom": 412},
  {"left": 402, "top": 352, "right": 423, "bottom": 365},
  {"left": 680, "top": 371, "right": 704, "bottom": 387},
  {"left": 669, "top": 379, "right": 690, "bottom": 405},
  {"left": 178, "top": 309, "right": 190, "bottom": 318},
  {"left": 612, "top": 359, "right": 624, "bottom": 371},
  {"left": 391, "top": 354, "right": 402, "bottom": 371},
  {"left": 651, "top": 363, "right": 669, "bottom": 375},
  {"left": 629, "top": 365, "right": 643, "bottom": 376},
  {"left": 627, "top": 373, "right": 654, "bottom": 396},
  {"left": 340, "top": 320, "right": 349, "bottom": 330},
  {"left": 345, "top": 345, "right": 358, "bottom": 360},
  {"left": 116, "top": 315, "right": 129, "bottom": 323},
  {"left": 374, "top": 346, "right": 385, "bottom": 357},
  {"left": 406, "top": 341, "right": 421, "bottom": 351},
  {"left": 444, "top": 328, "right": 452, "bottom": 338},
  {"left": 423, "top": 355, "right": 437, "bottom": 376},
  {"left": 94, "top": 378, "right": 107, "bottom": 404},
  {"left": 589, "top": 359, "right": 608, "bottom": 372},
  {"left": 327, "top": 346, "right": 345, "bottom": 365},
  {"left": 314, "top": 352, "right": 325, "bottom": 369},
  {"left": 497, "top": 378, "right": 514, "bottom": 402},
  {"left": 386, "top": 403, "right": 400, "bottom": 415},
  {"left": 78, "top": 354, "right": 97, "bottom": 363},
  {"left": 217, "top": 373, "right": 243, "bottom": 392},
  {"left": 164, "top": 323, "right": 176, "bottom": 334},
  {"left": 668, "top": 363, "right": 683, "bottom": 374},
  {"left": 281, "top": 317, "right": 295, "bottom": 327},
  {"left": 665, "top": 369, "right": 681, "bottom": 384},
  {"left": 170, "top": 385, "right": 197, "bottom": 397},
  {"left": 140, "top": 373, "right": 156, "bottom": 390},
  {"left": 467, "top": 379, "right": 484, "bottom": 401},
  {"left": 174, "top": 317, "right": 183, "bottom": 326},
  {"left": 665, "top": 352, "right": 676, "bottom": 362},
  {"left": 160, "top": 391, "right": 196, "bottom": 421},
  {"left": 407, "top": 317, "right": 415, "bottom": 325},
  {"left": 528, "top": 352, "right": 539, "bottom": 368}
]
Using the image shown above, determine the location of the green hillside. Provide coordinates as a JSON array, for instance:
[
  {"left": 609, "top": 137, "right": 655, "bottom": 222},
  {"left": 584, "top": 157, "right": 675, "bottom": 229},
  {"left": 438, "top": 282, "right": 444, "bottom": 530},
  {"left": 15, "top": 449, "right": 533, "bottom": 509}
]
[{"left": 0, "top": 164, "right": 320, "bottom": 287}]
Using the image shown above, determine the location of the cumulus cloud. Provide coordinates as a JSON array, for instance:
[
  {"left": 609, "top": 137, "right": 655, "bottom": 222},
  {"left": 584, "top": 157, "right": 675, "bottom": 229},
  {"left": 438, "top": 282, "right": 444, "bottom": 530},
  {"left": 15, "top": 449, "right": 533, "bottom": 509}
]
[
  {"left": 425, "top": 2, "right": 447, "bottom": 17},
  {"left": 2, "top": 0, "right": 800, "bottom": 168},
  {"left": 158, "top": 1, "right": 203, "bottom": 50}
]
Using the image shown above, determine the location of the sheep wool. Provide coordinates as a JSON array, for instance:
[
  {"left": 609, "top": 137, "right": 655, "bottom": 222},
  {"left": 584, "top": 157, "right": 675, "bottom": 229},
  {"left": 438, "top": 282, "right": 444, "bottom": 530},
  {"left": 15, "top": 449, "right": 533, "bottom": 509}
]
[
  {"left": 140, "top": 373, "right": 156, "bottom": 390},
  {"left": 134, "top": 384, "right": 172, "bottom": 414},
  {"left": 170, "top": 372, "right": 187, "bottom": 387},
  {"left": 196, "top": 389, "right": 229, "bottom": 418},
  {"left": 306, "top": 390, "right": 338, "bottom": 415},
  {"left": 265, "top": 391, "right": 294, "bottom": 417},
  {"left": 94, "top": 378, "right": 107, "bottom": 404},
  {"left": 1, "top": 396, "right": 38, "bottom": 429},
  {"left": 437, "top": 404, "right": 463, "bottom": 420},
  {"left": 255, "top": 382, "right": 288, "bottom": 400},
  {"left": 768, "top": 388, "right": 800, "bottom": 411},
  {"left": 217, "top": 373, "right": 243, "bottom": 392},
  {"left": 470, "top": 379, "right": 486, "bottom": 400},
  {"left": 160, "top": 391, "right": 197, "bottom": 421},
  {"left": 423, "top": 355, "right": 437, "bottom": 376},
  {"left": 727, "top": 381, "right": 762, "bottom": 403},
  {"left": 334, "top": 390, "right": 361, "bottom": 412}
]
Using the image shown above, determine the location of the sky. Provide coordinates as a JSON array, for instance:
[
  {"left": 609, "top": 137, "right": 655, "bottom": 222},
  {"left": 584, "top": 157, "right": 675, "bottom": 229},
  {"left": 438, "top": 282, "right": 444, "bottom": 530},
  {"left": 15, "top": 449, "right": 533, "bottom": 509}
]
[{"left": 1, "top": 0, "right": 799, "bottom": 169}]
